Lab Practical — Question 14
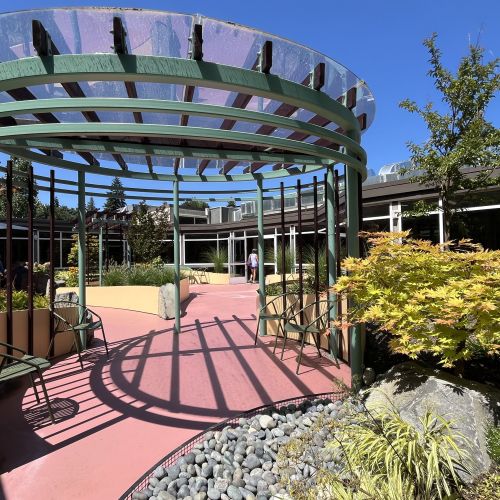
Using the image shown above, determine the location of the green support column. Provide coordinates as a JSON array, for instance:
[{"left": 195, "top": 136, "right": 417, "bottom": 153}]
[
  {"left": 173, "top": 178, "right": 181, "bottom": 334},
  {"left": 77, "top": 169, "right": 87, "bottom": 348},
  {"left": 98, "top": 225, "right": 103, "bottom": 286},
  {"left": 346, "top": 164, "right": 362, "bottom": 391},
  {"left": 257, "top": 177, "right": 266, "bottom": 336},
  {"left": 326, "top": 166, "right": 337, "bottom": 358}
]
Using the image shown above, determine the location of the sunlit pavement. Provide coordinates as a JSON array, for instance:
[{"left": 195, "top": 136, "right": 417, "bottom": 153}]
[{"left": 0, "top": 284, "right": 349, "bottom": 499}]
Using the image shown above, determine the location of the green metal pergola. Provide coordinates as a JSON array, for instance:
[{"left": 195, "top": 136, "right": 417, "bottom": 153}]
[{"left": 0, "top": 7, "right": 373, "bottom": 388}]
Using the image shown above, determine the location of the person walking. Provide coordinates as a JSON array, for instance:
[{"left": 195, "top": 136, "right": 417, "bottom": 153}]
[{"left": 247, "top": 248, "right": 258, "bottom": 283}]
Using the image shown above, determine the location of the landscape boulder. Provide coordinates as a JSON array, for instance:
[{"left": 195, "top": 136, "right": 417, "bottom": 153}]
[{"left": 365, "top": 361, "right": 500, "bottom": 482}]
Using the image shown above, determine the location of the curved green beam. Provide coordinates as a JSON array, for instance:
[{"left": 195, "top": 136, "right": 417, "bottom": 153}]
[
  {"left": 0, "top": 122, "right": 364, "bottom": 173},
  {"left": 0, "top": 146, "right": 327, "bottom": 182},
  {"left": 1, "top": 138, "right": 326, "bottom": 167},
  {"left": 0, "top": 54, "right": 361, "bottom": 137},
  {"left": 0, "top": 98, "right": 366, "bottom": 163},
  {"left": 0, "top": 164, "right": 321, "bottom": 196}
]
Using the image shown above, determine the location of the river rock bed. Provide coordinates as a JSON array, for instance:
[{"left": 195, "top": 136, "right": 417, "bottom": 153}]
[{"left": 131, "top": 396, "right": 364, "bottom": 500}]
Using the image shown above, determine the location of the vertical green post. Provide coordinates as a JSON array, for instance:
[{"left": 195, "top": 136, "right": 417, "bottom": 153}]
[
  {"left": 257, "top": 177, "right": 266, "bottom": 336},
  {"left": 346, "top": 157, "right": 362, "bottom": 391},
  {"left": 77, "top": 169, "right": 87, "bottom": 349},
  {"left": 326, "top": 165, "right": 337, "bottom": 358},
  {"left": 98, "top": 225, "right": 103, "bottom": 286},
  {"left": 173, "top": 177, "right": 181, "bottom": 334}
]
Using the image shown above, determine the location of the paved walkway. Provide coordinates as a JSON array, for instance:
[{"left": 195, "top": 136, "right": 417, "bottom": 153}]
[{"left": 0, "top": 284, "right": 349, "bottom": 499}]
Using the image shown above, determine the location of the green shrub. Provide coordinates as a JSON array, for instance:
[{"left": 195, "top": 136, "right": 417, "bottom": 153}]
[
  {"left": 487, "top": 426, "right": 500, "bottom": 465},
  {"left": 202, "top": 247, "right": 228, "bottom": 274},
  {"left": 281, "top": 404, "right": 469, "bottom": 500},
  {"left": 334, "top": 231, "right": 500, "bottom": 367},
  {"left": 55, "top": 267, "right": 79, "bottom": 287},
  {"left": 0, "top": 290, "right": 49, "bottom": 312},
  {"left": 303, "top": 244, "right": 328, "bottom": 291},
  {"left": 102, "top": 266, "right": 127, "bottom": 286},
  {"left": 265, "top": 245, "right": 295, "bottom": 275},
  {"left": 463, "top": 468, "right": 500, "bottom": 500},
  {"left": 102, "top": 264, "right": 180, "bottom": 286}
]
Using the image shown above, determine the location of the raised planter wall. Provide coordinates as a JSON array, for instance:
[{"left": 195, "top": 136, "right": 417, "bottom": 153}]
[
  {"left": 0, "top": 308, "right": 75, "bottom": 358},
  {"left": 204, "top": 272, "right": 230, "bottom": 285},
  {"left": 59, "top": 278, "right": 190, "bottom": 315}
]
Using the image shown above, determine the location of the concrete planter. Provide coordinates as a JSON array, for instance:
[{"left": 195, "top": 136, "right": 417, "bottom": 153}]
[
  {"left": 260, "top": 294, "right": 350, "bottom": 361},
  {"left": 0, "top": 308, "right": 75, "bottom": 358},
  {"left": 59, "top": 278, "right": 190, "bottom": 316},
  {"left": 205, "top": 272, "right": 230, "bottom": 285}
]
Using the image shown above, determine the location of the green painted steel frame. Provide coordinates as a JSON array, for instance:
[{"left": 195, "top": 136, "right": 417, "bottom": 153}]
[
  {"left": 0, "top": 52, "right": 367, "bottom": 388},
  {"left": 0, "top": 54, "right": 366, "bottom": 182}
]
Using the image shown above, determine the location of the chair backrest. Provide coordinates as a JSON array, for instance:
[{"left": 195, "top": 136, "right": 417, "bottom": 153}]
[
  {"left": 293, "top": 299, "right": 334, "bottom": 331},
  {"left": 264, "top": 292, "right": 300, "bottom": 318},
  {"left": 50, "top": 299, "right": 82, "bottom": 331}
]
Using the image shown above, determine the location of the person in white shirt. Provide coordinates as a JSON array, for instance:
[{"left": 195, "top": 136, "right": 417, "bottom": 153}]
[{"left": 247, "top": 249, "right": 258, "bottom": 283}]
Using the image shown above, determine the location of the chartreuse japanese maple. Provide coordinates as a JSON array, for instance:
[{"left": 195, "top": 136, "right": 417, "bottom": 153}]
[{"left": 333, "top": 232, "right": 500, "bottom": 367}]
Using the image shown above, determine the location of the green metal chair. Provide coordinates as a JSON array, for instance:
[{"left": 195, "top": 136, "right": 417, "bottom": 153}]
[
  {"left": 282, "top": 300, "right": 334, "bottom": 374},
  {"left": 49, "top": 300, "right": 109, "bottom": 370},
  {"left": 254, "top": 291, "right": 300, "bottom": 356},
  {"left": 0, "top": 341, "right": 55, "bottom": 424}
]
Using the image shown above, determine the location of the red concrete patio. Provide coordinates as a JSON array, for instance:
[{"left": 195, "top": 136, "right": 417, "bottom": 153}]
[{"left": 0, "top": 284, "right": 349, "bottom": 500}]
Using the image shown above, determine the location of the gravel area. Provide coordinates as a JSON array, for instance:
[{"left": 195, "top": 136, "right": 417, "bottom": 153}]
[{"left": 131, "top": 397, "right": 364, "bottom": 500}]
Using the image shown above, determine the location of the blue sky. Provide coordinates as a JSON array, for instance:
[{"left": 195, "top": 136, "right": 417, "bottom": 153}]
[{"left": 1, "top": 0, "right": 499, "bottom": 207}]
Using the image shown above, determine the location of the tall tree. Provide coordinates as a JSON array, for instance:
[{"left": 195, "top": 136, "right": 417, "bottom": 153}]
[
  {"left": 104, "top": 177, "right": 126, "bottom": 212},
  {"left": 0, "top": 156, "right": 38, "bottom": 218},
  {"left": 400, "top": 34, "right": 500, "bottom": 240},
  {"left": 127, "top": 202, "right": 170, "bottom": 263},
  {"left": 180, "top": 198, "right": 209, "bottom": 210},
  {"left": 86, "top": 197, "right": 97, "bottom": 213}
]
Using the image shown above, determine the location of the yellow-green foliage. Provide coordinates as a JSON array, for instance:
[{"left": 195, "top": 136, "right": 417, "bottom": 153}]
[
  {"left": 332, "top": 405, "right": 468, "bottom": 499},
  {"left": 463, "top": 468, "right": 500, "bottom": 500},
  {"left": 55, "top": 267, "right": 79, "bottom": 287},
  {"left": 283, "top": 405, "right": 468, "bottom": 500},
  {"left": 0, "top": 290, "right": 49, "bottom": 312},
  {"left": 334, "top": 231, "right": 500, "bottom": 367}
]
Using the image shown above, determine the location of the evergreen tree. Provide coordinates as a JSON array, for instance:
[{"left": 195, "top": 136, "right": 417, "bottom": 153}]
[
  {"left": 86, "top": 197, "right": 97, "bottom": 213},
  {"left": 104, "top": 177, "right": 126, "bottom": 212},
  {"left": 400, "top": 34, "right": 500, "bottom": 240}
]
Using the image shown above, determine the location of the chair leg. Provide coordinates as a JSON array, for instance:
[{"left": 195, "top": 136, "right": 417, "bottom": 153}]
[
  {"left": 296, "top": 332, "right": 308, "bottom": 375},
  {"left": 37, "top": 369, "right": 55, "bottom": 424},
  {"left": 100, "top": 326, "right": 110, "bottom": 359},
  {"left": 73, "top": 332, "right": 84, "bottom": 370},
  {"left": 280, "top": 327, "right": 288, "bottom": 360},
  {"left": 254, "top": 316, "right": 260, "bottom": 345},
  {"left": 272, "top": 320, "right": 283, "bottom": 354},
  {"left": 313, "top": 332, "right": 323, "bottom": 357},
  {"left": 29, "top": 372, "right": 40, "bottom": 404}
]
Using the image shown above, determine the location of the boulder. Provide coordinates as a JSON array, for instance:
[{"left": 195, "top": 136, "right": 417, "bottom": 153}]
[
  {"left": 365, "top": 361, "right": 500, "bottom": 482},
  {"left": 158, "top": 284, "right": 176, "bottom": 319}
]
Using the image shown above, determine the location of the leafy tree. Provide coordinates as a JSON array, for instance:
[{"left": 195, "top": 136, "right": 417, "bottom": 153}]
[
  {"left": 400, "top": 34, "right": 500, "bottom": 240},
  {"left": 67, "top": 233, "right": 100, "bottom": 272},
  {"left": 0, "top": 157, "right": 38, "bottom": 218},
  {"left": 127, "top": 202, "right": 170, "bottom": 263},
  {"left": 86, "top": 197, "right": 97, "bottom": 212},
  {"left": 227, "top": 200, "right": 236, "bottom": 208},
  {"left": 334, "top": 231, "right": 500, "bottom": 368},
  {"left": 104, "top": 177, "right": 126, "bottom": 212},
  {"left": 35, "top": 197, "right": 78, "bottom": 222},
  {"left": 180, "top": 199, "right": 209, "bottom": 210}
]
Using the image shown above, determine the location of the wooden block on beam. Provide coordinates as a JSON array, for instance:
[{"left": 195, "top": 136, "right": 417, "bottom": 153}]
[{"left": 346, "top": 87, "right": 357, "bottom": 110}]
